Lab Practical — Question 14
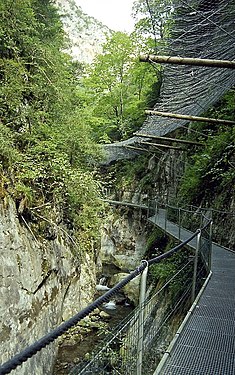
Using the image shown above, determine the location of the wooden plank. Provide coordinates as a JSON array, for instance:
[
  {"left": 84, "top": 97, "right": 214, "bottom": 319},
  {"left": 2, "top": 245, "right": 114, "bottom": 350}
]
[
  {"left": 145, "top": 110, "right": 235, "bottom": 125},
  {"left": 139, "top": 141, "right": 185, "bottom": 151},
  {"left": 140, "top": 54, "right": 235, "bottom": 69},
  {"left": 135, "top": 132, "right": 203, "bottom": 146}
]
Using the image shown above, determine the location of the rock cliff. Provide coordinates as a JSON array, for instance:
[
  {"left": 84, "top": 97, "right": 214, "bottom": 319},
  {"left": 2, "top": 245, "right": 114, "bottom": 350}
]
[
  {"left": 0, "top": 199, "right": 96, "bottom": 374},
  {"left": 56, "top": 0, "right": 111, "bottom": 63}
]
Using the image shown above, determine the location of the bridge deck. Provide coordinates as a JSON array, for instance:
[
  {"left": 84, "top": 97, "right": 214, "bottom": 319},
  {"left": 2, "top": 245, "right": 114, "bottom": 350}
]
[
  {"left": 150, "top": 210, "right": 235, "bottom": 375},
  {"left": 149, "top": 208, "right": 198, "bottom": 248}
]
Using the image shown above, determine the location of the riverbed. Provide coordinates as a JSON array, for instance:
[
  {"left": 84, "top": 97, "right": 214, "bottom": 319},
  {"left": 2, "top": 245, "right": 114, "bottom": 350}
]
[{"left": 53, "top": 303, "right": 134, "bottom": 375}]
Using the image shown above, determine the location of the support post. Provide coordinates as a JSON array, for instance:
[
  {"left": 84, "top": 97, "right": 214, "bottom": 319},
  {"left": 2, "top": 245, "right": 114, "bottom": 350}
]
[
  {"left": 125, "top": 145, "right": 149, "bottom": 153},
  {"left": 135, "top": 132, "right": 203, "bottom": 146},
  {"left": 209, "top": 216, "right": 213, "bottom": 271},
  {"left": 145, "top": 110, "right": 235, "bottom": 126},
  {"left": 147, "top": 199, "right": 150, "bottom": 220},
  {"left": 164, "top": 207, "right": 167, "bottom": 232},
  {"left": 155, "top": 200, "right": 158, "bottom": 225},
  {"left": 137, "top": 262, "right": 148, "bottom": 375},
  {"left": 140, "top": 54, "right": 235, "bottom": 69},
  {"left": 178, "top": 208, "right": 181, "bottom": 240},
  {"left": 139, "top": 140, "right": 185, "bottom": 151},
  {"left": 191, "top": 231, "right": 201, "bottom": 303}
]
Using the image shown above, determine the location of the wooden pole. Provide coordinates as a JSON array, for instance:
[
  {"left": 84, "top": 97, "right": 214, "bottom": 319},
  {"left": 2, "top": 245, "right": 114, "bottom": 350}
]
[
  {"left": 135, "top": 132, "right": 203, "bottom": 146},
  {"left": 145, "top": 110, "right": 235, "bottom": 126},
  {"left": 139, "top": 141, "right": 185, "bottom": 151},
  {"left": 140, "top": 54, "right": 235, "bottom": 69}
]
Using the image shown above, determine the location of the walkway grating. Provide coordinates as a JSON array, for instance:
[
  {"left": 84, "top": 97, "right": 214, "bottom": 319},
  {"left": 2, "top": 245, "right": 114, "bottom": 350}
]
[{"left": 151, "top": 209, "right": 235, "bottom": 375}]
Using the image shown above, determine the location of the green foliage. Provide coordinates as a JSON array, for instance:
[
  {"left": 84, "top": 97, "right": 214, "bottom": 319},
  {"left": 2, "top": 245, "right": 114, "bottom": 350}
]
[
  {"left": 113, "top": 154, "right": 150, "bottom": 190},
  {"left": 178, "top": 90, "right": 235, "bottom": 206},
  {"left": 0, "top": 122, "right": 19, "bottom": 169},
  {"left": 150, "top": 250, "right": 192, "bottom": 296},
  {"left": 146, "top": 228, "right": 163, "bottom": 251},
  {"left": 132, "top": 0, "right": 173, "bottom": 50},
  {"left": 0, "top": 0, "right": 103, "bottom": 252},
  {"left": 82, "top": 31, "right": 159, "bottom": 142},
  {"left": 150, "top": 257, "right": 176, "bottom": 282},
  {"left": 145, "top": 227, "right": 170, "bottom": 260}
]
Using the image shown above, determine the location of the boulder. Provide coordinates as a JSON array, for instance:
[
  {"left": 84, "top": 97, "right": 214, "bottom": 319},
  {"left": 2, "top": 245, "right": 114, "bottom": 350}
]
[{"left": 110, "top": 273, "right": 141, "bottom": 306}]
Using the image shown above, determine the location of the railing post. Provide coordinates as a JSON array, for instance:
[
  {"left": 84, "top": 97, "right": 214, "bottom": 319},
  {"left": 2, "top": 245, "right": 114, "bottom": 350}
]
[
  {"left": 178, "top": 208, "right": 181, "bottom": 240},
  {"left": 164, "top": 206, "right": 167, "bottom": 232},
  {"left": 155, "top": 200, "right": 157, "bottom": 224},
  {"left": 191, "top": 231, "right": 201, "bottom": 304},
  {"left": 137, "top": 262, "right": 148, "bottom": 375},
  {"left": 209, "top": 219, "right": 213, "bottom": 271}
]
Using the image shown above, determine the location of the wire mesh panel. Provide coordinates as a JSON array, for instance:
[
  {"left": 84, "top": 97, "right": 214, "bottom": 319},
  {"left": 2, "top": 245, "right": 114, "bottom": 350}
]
[
  {"left": 209, "top": 209, "right": 235, "bottom": 248},
  {"left": 140, "top": 263, "right": 195, "bottom": 374},
  {"left": 70, "top": 243, "right": 209, "bottom": 375},
  {"left": 104, "top": 0, "right": 235, "bottom": 163},
  {"left": 69, "top": 311, "right": 140, "bottom": 375}
]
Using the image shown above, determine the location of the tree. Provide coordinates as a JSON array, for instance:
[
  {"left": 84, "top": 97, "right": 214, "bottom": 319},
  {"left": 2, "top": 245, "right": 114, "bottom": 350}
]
[
  {"left": 132, "top": 0, "right": 173, "bottom": 51},
  {"left": 0, "top": 0, "right": 103, "bottom": 250},
  {"left": 82, "top": 31, "right": 159, "bottom": 142}
]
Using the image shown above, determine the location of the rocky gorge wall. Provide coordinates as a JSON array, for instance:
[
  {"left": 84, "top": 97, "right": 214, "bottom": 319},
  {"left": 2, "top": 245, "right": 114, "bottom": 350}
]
[
  {"left": 0, "top": 199, "right": 97, "bottom": 375},
  {"left": 100, "top": 206, "right": 150, "bottom": 306},
  {"left": 56, "top": 0, "right": 110, "bottom": 63}
]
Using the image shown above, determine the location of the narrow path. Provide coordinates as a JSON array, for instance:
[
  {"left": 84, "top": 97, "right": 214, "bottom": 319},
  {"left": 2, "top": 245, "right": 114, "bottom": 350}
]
[
  {"left": 149, "top": 208, "right": 198, "bottom": 248},
  {"left": 150, "top": 209, "right": 235, "bottom": 374}
]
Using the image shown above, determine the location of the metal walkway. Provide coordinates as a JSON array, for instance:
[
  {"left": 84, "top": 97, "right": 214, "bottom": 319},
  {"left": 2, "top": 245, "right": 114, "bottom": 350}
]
[
  {"left": 149, "top": 208, "right": 198, "bottom": 248},
  {"left": 150, "top": 210, "right": 235, "bottom": 375}
]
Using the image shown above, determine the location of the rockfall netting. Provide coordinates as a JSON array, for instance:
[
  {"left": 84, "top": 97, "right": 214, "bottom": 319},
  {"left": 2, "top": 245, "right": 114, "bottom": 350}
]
[{"left": 104, "top": 0, "right": 235, "bottom": 164}]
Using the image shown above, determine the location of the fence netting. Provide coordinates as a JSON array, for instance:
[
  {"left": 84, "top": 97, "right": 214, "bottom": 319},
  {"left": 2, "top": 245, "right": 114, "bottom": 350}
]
[
  {"left": 104, "top": 0, "right": 235, "bottom": 163},
  {"left": 70, "top": 203, "right": 210, "bottom": 375}
]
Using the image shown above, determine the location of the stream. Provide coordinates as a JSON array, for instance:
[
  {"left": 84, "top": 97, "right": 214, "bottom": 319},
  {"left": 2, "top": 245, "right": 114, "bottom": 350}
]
[{"left": 53, "top": 283, "right": 134, "bottom": 375}]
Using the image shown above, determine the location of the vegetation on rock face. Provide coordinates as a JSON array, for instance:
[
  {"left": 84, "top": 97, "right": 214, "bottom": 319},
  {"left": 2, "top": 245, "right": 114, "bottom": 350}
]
[
  {"left": 178, "top": 90, "right": 235, "bottom": 209},
  {"left": 0, "top": 0, "right": 161, "bottom": 256},
  {"left": 0, "top": 0, "right": 103, "bottom": 251},
  {"left": 1, "top": 0, "right": 234, "bottom": 254},
  {"left": 105, "top": 87, "right": 235, "bottom": 248}
]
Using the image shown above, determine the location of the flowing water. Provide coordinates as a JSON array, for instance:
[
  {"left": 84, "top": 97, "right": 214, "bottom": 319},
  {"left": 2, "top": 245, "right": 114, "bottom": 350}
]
[{"left": 53, "top": 272, "right": 134, "bottom": 375}]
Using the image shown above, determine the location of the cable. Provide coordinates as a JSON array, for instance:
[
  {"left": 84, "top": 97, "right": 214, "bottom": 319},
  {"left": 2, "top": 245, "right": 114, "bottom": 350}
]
[
  {"left": 0, "top": 220, "right": 205, "bottom": 375},
  {"left": 180, "top": 0, "right": 235, "bottom": 41}
]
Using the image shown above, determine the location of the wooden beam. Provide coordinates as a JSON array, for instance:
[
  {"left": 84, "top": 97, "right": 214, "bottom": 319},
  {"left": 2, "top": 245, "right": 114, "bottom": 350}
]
[
  {"left": 139, "top": 141, "right": 185, "bottom": 151},
  {"left": 145, "top": 110, "right": 235, "bottom": 126},
  {"left": 135, "top": 132, "right": 203, "bottom": 146},
  {"left": 140, "top": 54, "right": 235, "bottom": 69}
]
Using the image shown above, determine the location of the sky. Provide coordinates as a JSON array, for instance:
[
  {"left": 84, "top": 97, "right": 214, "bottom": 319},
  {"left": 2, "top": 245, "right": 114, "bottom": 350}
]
[{"left": 75, "top": 0, "right": 135, "bottom": 33}]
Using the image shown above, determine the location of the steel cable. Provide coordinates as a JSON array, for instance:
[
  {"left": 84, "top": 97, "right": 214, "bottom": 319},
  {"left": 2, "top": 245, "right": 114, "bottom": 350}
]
[{"left": 0, "top": 221, "right": 209, "bottom": 375}]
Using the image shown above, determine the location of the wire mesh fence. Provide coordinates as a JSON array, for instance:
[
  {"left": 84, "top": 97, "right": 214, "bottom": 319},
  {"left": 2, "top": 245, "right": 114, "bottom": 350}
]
[
  {"left": 70, "top": 221, "right": 210, "bottom": 375},
  {"left": 0, "top": 189, "right": 213, "bottom": 375},
  {"left": 103, "top": 188, "right": 224, "bottom": 253},
  {"left": 104, "top": 0, "right": 235, "bottom": 163}
]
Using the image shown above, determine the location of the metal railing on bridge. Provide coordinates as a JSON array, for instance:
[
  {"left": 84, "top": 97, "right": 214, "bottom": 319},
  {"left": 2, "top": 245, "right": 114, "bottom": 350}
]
[
  {"left": 103, "top": 187, "right": 233, "bottom": 249},
  {"left": 0, "top": 194, "right": 212, "bottom": 375},
  {"left": 70, "top": 195, "right": 212, "bottom": 374}
]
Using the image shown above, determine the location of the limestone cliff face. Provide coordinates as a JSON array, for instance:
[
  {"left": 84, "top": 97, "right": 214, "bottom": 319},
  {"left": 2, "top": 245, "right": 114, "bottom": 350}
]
[
  {"left": 0, "top": 199, "right": 96, "bottom": 374},
  {"left": 100, "top": 208, "right": 148, "bottom": 272},
  {"left": 100, "top": 207, "right": 149, "bottom": 306},
  {"left": 56, "top": 0, "right": 111, "bottom": 63}
]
